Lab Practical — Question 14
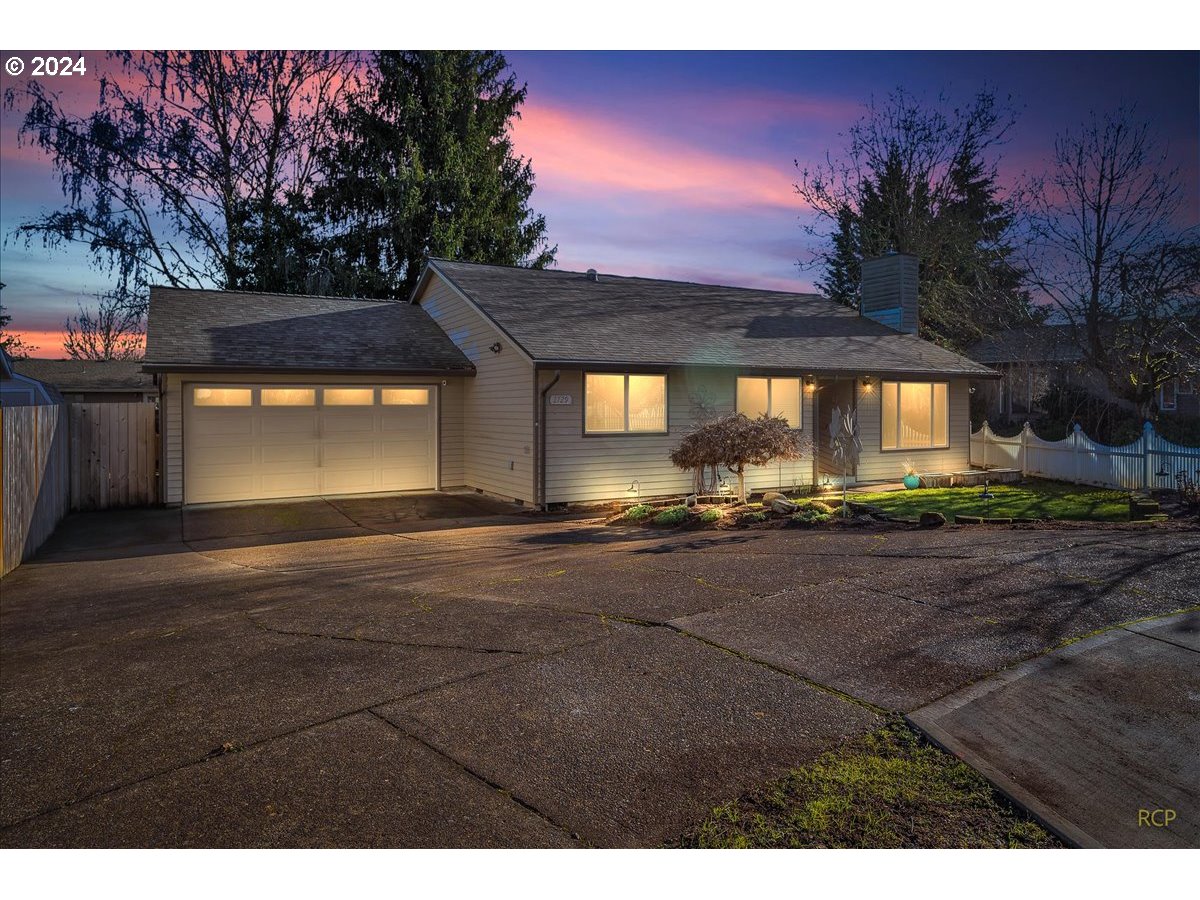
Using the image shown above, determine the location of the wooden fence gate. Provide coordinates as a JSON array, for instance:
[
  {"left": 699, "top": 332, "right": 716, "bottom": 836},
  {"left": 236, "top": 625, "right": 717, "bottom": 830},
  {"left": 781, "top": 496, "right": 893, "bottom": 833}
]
[
  {"left": 1, "top": 404, "right": 70, "bottom": 576},
  {"left": 68, "top": 402, "right": 158, "bottom": 510}
]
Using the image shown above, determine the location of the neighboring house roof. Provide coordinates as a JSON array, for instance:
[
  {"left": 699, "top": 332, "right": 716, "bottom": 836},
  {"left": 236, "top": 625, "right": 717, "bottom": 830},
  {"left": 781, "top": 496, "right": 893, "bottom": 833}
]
[
  {"left": 13, "top": 359, "right": 154, "bottom": 393},
  {"left": 144, "top": 287, "right": 475, "bottom": 375},
  {"left": 967, "top": 324, "right": 1085, "bottom": 365},
  {"left": 422, "top": 259, "right": 997, "bottom": 378},
  {"left": 1, "top": 347, "right": 62, "bottom": 406}
]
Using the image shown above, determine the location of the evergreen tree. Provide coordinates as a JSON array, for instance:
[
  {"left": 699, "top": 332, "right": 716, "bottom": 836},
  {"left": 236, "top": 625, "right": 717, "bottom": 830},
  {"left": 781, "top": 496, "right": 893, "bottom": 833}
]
[
  {"left": 317, "top": 51, "right": 556, "bottom": 299},
  {"left": 798, "top": 89, "right": 1038, "bottom": 349}
]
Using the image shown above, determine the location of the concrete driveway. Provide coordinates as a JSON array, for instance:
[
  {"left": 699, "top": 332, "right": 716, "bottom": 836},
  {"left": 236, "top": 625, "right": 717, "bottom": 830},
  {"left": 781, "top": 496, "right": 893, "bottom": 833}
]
[{"left": 1, "top": 492, "right": 1196, "bottom": 847}]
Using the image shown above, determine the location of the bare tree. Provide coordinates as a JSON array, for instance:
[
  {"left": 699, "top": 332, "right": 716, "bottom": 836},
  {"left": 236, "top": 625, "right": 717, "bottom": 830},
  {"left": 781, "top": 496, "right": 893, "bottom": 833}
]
[
  {"left": 62, "top": 293, "right": 145, "bottom": 360},
  {"left": 5, "top": 51, "right": 360, "bottom": 306},
  {"left": 1020, "top": 108, "right": 1200, "bottom": 417}
]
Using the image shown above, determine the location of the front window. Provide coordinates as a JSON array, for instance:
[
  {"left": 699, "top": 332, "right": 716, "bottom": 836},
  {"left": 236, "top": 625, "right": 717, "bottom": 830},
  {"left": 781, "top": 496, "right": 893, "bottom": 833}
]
[
  {"left": 584, "top": 373, "right": 667, "bottom": 434},
  {"left": 736, "top": 377, "right": 801, "bottom": 427},
  {"left": 1160, "top": 379, "right": 1178, "bottom": 411},
  {"left": 882, "top": 381, "right": 949, "bottom": 449}
]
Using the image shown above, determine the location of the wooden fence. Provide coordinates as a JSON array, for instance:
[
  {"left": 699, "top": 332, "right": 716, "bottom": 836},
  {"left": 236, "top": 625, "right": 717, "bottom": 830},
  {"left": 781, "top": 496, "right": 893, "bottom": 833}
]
[
  {"left": 1, "top": 401, "right": 158, "bottom": 576},
  {"left": 971, "top": 420, "right": 1200, "bottom": 491},
  {"left": 68, "top": 402, "right": 158, "bottom": 511},
  {"left": 1, "top": 403, "right": 70, "bottom": 577}
]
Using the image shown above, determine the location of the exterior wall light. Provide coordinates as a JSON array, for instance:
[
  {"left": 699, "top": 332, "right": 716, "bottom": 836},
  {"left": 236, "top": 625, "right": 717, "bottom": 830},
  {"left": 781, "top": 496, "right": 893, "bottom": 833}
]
[
  {"left": 489, "top": 342, "right": 503, "bottom": 354},
  {"left": 860, "top": 376, "right": 874, "bottom": 391},
  {"left": 626, "top": 479, "right": 640, "bottom": 498}
]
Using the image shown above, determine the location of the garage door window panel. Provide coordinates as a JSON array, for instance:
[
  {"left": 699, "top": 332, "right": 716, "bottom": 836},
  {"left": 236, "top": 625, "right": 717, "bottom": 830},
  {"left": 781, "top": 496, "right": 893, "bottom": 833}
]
[
  {"left": 323, "top": 388, "right": 375, "bottom": 406},
  {"left": 194, "top": 387, "right": 252, "bottom": 407},
  {"left": 262, "top": 388, "right": 316, "bottom": 406}
]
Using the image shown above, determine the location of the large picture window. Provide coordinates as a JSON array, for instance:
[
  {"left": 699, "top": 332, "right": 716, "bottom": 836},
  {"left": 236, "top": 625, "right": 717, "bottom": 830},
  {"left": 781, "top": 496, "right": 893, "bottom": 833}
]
[
  {"left": 584, "top": 373, "right": 667, "bottom": 434},
  {"left": 881, "top": 381, "right": 949, "bottom": 450},
  {"left": 736, "top": 377, "right": 801, "bottom": 428}
]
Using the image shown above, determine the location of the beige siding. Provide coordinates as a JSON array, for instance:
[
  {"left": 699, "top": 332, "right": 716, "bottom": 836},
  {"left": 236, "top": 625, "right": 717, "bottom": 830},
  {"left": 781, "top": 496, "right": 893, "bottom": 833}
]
[
  {"left": 852, "top": 378, "right": 972, "bottom": 482},
  {"left": 541, "top": 367, "right": 815, "bottom": 504},
  {"left": 160, "top": 371, "right": 467, "bottom": 505},
  {"left": 416, "top": 276, "right": 535, "bottom": 502}
]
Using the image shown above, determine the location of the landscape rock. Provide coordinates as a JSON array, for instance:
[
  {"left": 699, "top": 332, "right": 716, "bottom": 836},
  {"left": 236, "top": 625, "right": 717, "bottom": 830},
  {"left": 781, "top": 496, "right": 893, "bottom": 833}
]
[
  {"left": 919, "top": 511, "right": 947, "bottom": 528},
  {"left": 954, "top": 515, "right": 983, "bottom": 524},
  {"left": 770, "top": 497, "right": 798, "bottom": 514}
]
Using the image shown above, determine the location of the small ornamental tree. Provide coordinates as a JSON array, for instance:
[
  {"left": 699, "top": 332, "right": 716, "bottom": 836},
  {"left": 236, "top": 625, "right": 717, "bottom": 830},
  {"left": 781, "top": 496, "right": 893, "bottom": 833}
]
[{"left": 670, "top": 413, "right": 810, "bottom": 503}]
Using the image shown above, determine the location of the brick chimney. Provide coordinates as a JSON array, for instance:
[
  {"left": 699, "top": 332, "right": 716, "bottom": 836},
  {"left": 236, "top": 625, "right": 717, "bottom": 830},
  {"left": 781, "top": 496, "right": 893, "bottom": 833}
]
[{"left": 860, "top": 252, "right": 919, "bottom": 335}]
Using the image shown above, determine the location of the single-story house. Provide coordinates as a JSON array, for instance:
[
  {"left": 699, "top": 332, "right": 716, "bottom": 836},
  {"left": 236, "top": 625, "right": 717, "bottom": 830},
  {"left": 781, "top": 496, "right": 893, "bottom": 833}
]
[
  {"left": 12, "top": 359, "right": 156, "bottom": 404},
  {"left": 967, "top": 324, "right": 1198, "bottom": 421},
  {"left": 143, "top": 253, "right": 997, "bottom": 507}
]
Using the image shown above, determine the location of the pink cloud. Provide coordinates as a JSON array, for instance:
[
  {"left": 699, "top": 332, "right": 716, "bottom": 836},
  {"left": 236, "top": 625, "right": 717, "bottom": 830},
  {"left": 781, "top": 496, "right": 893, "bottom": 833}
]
[{"left": 512, "top": 101, "right": 804, "bottom": 212}]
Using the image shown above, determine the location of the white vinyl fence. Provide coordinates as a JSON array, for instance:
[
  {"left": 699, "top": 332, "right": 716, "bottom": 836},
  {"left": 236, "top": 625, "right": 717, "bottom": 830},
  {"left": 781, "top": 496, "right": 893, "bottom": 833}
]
[{"left": 971, "top": 421, "right": 1200, "bottom": 491}]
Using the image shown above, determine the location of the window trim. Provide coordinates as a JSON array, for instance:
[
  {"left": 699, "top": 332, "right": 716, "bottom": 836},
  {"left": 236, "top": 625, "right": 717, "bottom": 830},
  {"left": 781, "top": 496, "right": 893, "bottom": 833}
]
[
  {"left": 582, "top": 372, "right": 669, "bottom": 436},
  {"left": 880, "top": 380, "right": 951, "bottom": 452},
  {"left": 1160, "top": 379, "right": 1178, "bottom": 411},
  {"left": 735, "top": 375, "right": 803, "bottom": 430}
]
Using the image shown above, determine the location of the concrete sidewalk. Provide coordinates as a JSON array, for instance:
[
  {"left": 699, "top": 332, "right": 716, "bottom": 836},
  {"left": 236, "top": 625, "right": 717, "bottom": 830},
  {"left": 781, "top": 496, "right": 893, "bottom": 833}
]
[{"left": 909, "top": 610, "right": 1199, "bottom": 849}]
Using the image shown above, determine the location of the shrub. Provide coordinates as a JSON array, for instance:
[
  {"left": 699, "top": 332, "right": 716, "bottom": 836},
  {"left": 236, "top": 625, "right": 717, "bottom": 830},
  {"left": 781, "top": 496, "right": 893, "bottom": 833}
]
[
  {"left": 670, "top": 413, "right": 812, "bottom": 502},
  {"left": 792, "top": 509, "right": 831, "bottom": 526},
  {"left": 700, "top": 508, "right": 723, "bottom": 524},
  {"left": 742, "top": 510, "right": 767, "bottom": 523},
  {"left": 623, "top": 504, "right": 653, "bottom": 521},
  {"left": 653, "top": 505, "right": 689, "bottom": 526}
]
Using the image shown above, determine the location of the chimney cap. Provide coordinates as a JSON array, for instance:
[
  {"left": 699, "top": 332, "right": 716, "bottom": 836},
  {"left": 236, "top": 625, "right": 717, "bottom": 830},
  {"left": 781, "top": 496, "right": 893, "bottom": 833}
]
[{"left": 585, "top": 268, "right": 599, "bottom": 282}]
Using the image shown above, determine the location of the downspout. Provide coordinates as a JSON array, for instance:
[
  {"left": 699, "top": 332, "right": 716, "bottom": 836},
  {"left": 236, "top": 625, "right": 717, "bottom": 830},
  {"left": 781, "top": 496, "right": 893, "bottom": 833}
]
[{"left": 536, "top": 369, "right": 562, "bottom": 509}]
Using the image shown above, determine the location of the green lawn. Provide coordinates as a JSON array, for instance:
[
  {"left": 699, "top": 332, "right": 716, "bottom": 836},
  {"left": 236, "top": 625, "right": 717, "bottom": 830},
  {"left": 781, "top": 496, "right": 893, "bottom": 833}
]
[
  {"left": 852, "top": 479, "right": 1130, "bottom": 522},
  {"left": 680, "top": 723, "right": 1060, "bottom": 849}
]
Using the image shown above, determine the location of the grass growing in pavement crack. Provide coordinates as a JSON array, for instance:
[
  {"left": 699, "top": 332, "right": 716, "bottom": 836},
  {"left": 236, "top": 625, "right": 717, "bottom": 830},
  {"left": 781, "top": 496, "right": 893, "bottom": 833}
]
[{"left": 677, "top": 722, "right": 1061, "bottom": 849}]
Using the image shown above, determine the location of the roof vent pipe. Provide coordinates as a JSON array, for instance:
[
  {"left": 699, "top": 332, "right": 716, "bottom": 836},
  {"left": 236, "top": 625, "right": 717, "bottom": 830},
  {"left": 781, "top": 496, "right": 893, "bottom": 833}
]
[{"left": 586, "top": 269, "right": 599, "bottom": 282}]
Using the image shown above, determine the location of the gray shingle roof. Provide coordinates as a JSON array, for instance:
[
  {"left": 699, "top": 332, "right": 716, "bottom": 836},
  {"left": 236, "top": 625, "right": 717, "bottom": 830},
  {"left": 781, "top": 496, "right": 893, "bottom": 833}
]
[
  {"left": 967, "top": 324, "right": 1086, "bottom": 365},
  {"left": 144, "top": 287, "right": 474, "bottom": 375},
  {"left": 12, "top": 359, "right": 154, "bottom": 392},
  {"left": 427, "top": 260, "right": 997, "bottom": 377}
]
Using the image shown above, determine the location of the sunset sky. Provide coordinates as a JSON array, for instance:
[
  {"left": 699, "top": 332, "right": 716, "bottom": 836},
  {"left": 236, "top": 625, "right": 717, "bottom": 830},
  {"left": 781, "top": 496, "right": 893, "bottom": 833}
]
[{"left": 1, "top": 50, "right": 1196, "bottom": 357}]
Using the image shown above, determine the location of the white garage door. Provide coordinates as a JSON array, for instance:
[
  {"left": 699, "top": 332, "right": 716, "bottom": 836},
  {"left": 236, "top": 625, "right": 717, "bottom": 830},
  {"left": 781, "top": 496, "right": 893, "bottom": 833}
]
[{"left": 184, "top": 383, "right": 436, "bottom": 503}]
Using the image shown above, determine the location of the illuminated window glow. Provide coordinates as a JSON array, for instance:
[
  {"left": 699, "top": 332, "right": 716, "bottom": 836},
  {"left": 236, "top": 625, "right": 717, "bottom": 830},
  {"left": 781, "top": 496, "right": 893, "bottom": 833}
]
[
  {"left": 585, "top": 373, "right": 666, "bottom": 433},
  {"left": 881, "top": 382, "right": 949, "bottom": 449},
  {"left": 382, "top": 388, "right": 430, "bottom": 406},
  {"left": 323, "top": 388, "right": 375, "bottom": 406},
  {"left": 736, "top": 377, "right": 801, "bottom": 427},
  {"left": 193, "top": 387, "right": 252, "bottom": 407},
  {"left": 261, "top": 388, "right": 315, "bottom": 406}
]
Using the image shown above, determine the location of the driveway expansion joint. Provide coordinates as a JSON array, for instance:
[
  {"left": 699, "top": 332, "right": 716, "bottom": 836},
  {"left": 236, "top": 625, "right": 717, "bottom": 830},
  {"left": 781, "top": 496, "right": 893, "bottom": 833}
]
[{"left": 364, "top": 708, "right": 584, "bottom": 846}]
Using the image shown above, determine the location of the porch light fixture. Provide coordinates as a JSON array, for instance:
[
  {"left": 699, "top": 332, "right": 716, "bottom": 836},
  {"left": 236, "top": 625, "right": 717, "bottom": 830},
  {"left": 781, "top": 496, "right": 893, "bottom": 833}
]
[
  {"left": 489, "top": 341, "right": 503, "bottom": 354},
  {"left": 804, "top": 375, "right": 816, "bottom": 391},
  {"left": 860, "top": 376, "right": 874, "bottom": 391}
]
